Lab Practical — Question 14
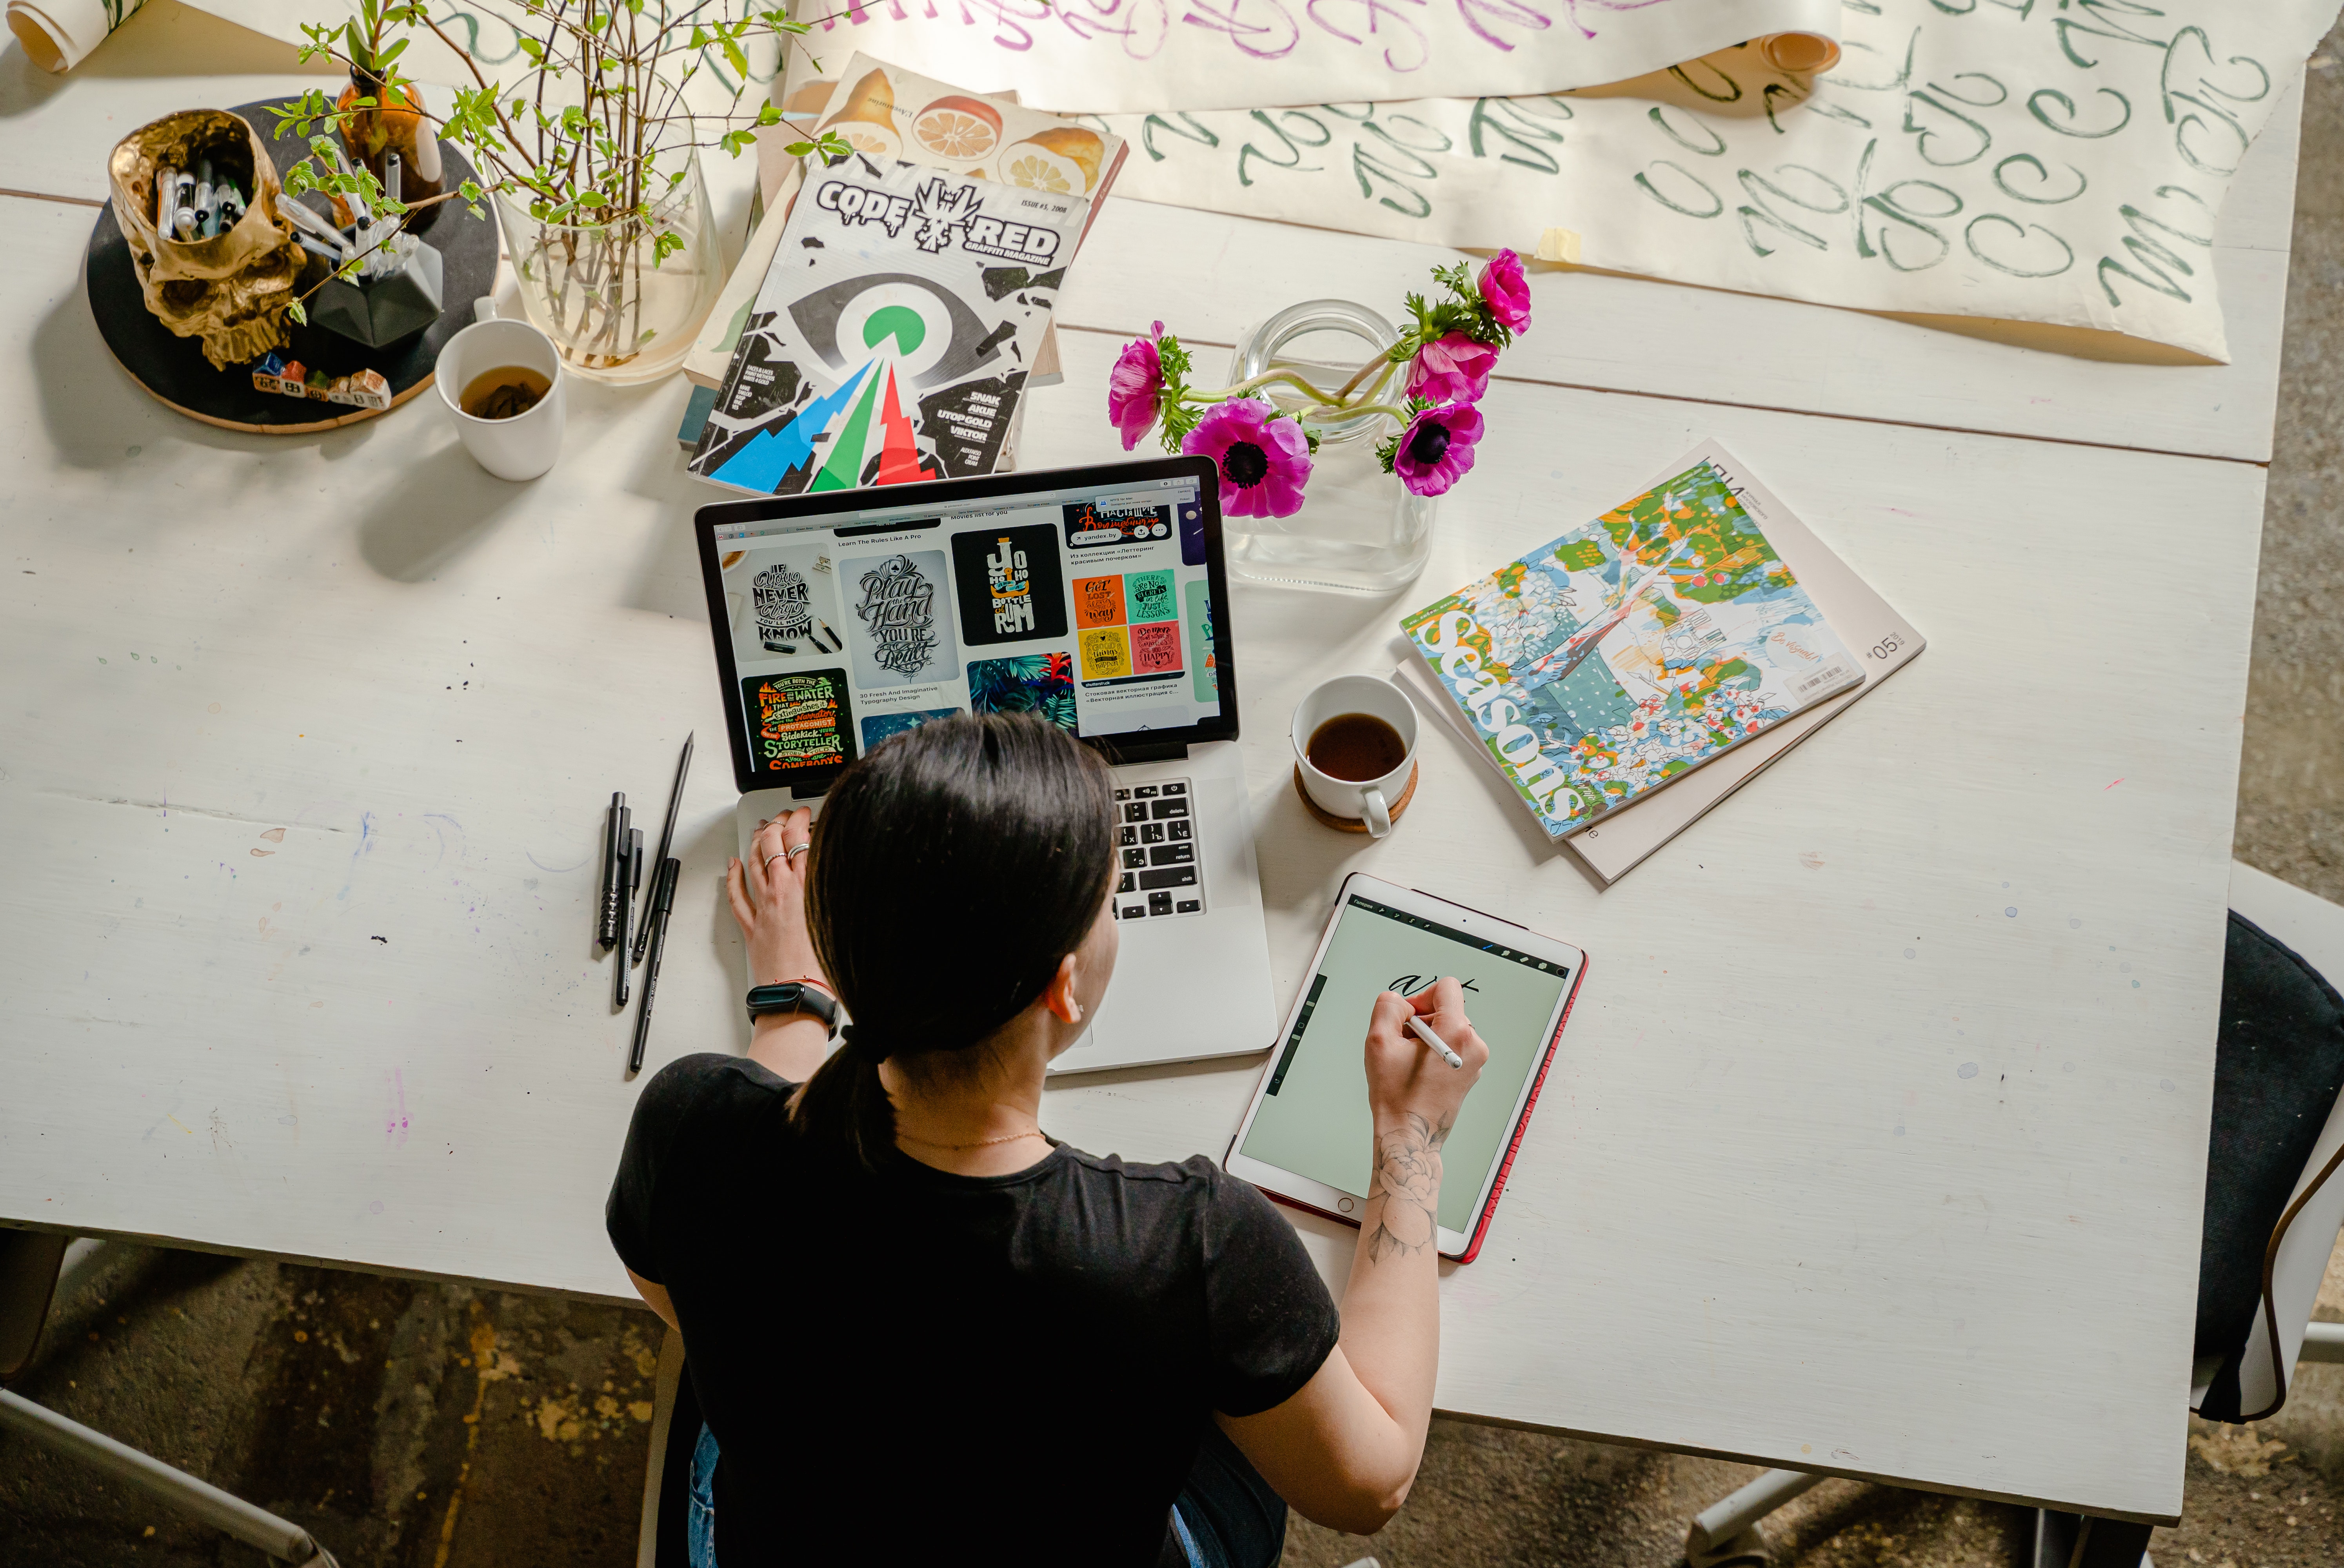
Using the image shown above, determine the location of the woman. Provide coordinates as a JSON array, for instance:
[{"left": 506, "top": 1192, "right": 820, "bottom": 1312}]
[{"left": 608, "top": 713, "right": 1489, "bottom": 1567}]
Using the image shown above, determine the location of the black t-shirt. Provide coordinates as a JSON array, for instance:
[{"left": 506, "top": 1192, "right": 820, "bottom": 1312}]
[{"left": 606, "top": 1054, "right": 1341, "bottom": 1566}]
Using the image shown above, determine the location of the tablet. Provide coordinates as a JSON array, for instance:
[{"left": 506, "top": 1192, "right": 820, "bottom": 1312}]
[{"left": 1224, "top": 875, "right": 1588, "bottom": 1262}]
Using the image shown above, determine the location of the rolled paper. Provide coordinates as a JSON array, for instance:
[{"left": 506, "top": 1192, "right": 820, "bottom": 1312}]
[
  {"left": 154, "top": 163, "right": 175, "bottom": 234},
  {"left": 1755, "top": 31, "right": 1841, "bottom": 73},
  {"left": 411, "top": 126, "right": 442, "bottom": 183},
  {"left": 5, "top": 0, "right": 147, "bottom": 73}
]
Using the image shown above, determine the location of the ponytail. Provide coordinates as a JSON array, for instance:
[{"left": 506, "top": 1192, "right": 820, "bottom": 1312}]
[
  {"left": 786, "top": 1028, "right": 900, "bottom": 1172},
  {"left": 789, "top": 713, "right": 1116, "bottom": 1169}
]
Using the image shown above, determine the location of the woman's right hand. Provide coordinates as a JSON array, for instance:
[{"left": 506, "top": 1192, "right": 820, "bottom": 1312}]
[{"left": 1361, "top": 977, "right": 1488, "bottom": 1142}]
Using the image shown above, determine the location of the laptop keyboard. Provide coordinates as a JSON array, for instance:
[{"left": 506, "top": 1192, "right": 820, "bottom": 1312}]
[{"left": 1112, "top": 780, "right": 1204, "bottom": 921}]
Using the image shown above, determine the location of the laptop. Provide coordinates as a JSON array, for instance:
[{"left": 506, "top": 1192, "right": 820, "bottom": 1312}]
[{"left": 691, "top": 455, "right": 1276, "bottom": 1074}]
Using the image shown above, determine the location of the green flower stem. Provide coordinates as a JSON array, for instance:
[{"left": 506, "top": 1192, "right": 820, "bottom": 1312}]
[
  {"left": 1331, "top": 350, "right": 1396, "bottom": 404},
  {"left": 1182, "top": 368, "right": 1343, "bottom": 405}
]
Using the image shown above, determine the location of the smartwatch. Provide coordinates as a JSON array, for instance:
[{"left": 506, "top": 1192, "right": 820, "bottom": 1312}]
[{"left": 746, "top": 981, "right": 840, "bottom": 1032}]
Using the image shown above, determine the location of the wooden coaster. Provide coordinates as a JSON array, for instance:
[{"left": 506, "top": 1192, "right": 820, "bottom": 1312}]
[
  {"left": 1295, "top": 762, "right": 1419, "bottom": 833},
  {"left": 84, "top": 101, "right": 497, "bottom": 435}
]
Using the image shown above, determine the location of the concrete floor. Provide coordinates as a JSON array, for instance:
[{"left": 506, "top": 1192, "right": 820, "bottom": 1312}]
[{"left": 8, "top": 24, "right": 2344, "bottom": 1568}]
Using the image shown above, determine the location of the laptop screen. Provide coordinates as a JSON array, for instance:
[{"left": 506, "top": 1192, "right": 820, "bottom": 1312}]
[{"left": 697, "top": 458, "right": 1235, "bottom": 797}]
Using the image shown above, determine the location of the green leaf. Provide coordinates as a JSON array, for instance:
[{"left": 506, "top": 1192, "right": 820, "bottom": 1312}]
[{"left": 287, "top": 298, "right": 307, "bottom": 326}]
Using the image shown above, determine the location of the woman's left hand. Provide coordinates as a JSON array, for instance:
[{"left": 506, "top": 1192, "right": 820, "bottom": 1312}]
[{"left": 726, "top": 809, "right": 826, "bottom": 991}]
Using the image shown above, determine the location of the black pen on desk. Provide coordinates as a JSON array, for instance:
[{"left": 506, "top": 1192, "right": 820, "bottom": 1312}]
[
  {"left": 629, "top": 858, "right": 681, "bottom": 1075},
  {"left": 615, "top": 829, "right": 643, "bottom": 1007},
  {"left": 634, "top": 733, "right": 694, "bottom": 964},
  {"left": 596, "top": 793, "right": 627, "bottom": 949}
]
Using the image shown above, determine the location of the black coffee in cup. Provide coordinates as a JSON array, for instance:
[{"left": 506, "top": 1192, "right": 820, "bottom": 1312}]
[{"left": 1306, "top": 712, "right": 1408, "bottom": 782}]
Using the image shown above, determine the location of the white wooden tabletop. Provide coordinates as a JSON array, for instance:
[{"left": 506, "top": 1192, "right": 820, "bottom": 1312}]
[{"left": 0, "top": 15, "right": 2297, "bottom": 1528}]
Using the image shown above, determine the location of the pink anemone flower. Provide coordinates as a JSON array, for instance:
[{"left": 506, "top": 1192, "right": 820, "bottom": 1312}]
[
  {"left": 1107, "top": 324, "right": 1167, "bottom": 450},
  {"left": 1391, "top": 403, "right": 1483, "bottom": 497},
  {"left": 1406, "top": 332, "right": 1496, "bottom": 405},
  {"left": 1478, "top": 249, "right": 1532, "bottom": 334},
  {"left": 1182, "top": 398, "right": 1310, "bottom": 518}
]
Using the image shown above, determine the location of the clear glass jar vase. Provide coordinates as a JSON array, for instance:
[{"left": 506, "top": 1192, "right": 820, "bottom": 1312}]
[
  {"left": 494, "top": 149, "right": 723, "bottom": 386},
  {"left": 1223, "top": 299, "right": 1436, "bottom": 595}
]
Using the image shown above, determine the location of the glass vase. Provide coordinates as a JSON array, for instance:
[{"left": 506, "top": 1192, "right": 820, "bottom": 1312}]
[
  {"left": 493, "top": 149, "right": 723, "bottom": 386},
  {"left": 1224, "top": 299, "right": 1436, "bottom": 595}
]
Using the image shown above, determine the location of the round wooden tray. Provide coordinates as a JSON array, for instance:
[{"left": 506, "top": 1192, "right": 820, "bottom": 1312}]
[
  {"left": 1294, "top": 762, "right": 1420, "bottom": 833},
  {"left": 83, "top": 100, "right": 498, "bottom": 435}
]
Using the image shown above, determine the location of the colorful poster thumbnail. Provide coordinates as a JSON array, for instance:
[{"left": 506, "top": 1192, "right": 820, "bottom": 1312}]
[
  {"left": 1073, "top": 569, "right": 1174, "bottom": 630},
  {"left": 861, "top": 706, "right": 962, "bottom": 750},
  {"left": 1132, "top": 621, "right": 1182, "bottom": 675},
  {"left": 951, "top": 523, "right": 1067, "bottom": 646},
  {"left": 969, "top": 652, "right": 1075, "bottom": 729},
  {"left": 1078, "top": 622, "right": 1182, "bottom": 682},
  {"left": 1062, "top": 499, "right": 1177, "bottom": 550},
  {"left": 742, "top": 669, "right": 856, "bottom": 786},
  {"left": 1185, "top": 579, "right": 1217, "bottom": 704},
  {"left": 1080, "top": 626, "right": 1131, "bottom": 681}
]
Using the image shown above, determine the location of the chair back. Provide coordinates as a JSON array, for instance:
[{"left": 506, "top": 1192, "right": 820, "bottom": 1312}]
[{"left": 2201, "top": 864, "right": 2344, "bottom": 1421}]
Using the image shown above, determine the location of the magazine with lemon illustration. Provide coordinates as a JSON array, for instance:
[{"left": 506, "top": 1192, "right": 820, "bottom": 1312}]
[
  {"left": 1401, "top": 442, "right": 1866, "bottom": 840},
  {"left": 689, "top": 153, "right": 1087, "bottom": 495},
  {"left": 799, "top": 55, "right": 1127, "bottom": 248}
]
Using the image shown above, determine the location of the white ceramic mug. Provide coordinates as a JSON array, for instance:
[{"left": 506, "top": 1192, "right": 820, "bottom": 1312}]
[
  {"left": 434, "top": 317, "right": 566, "bottom": 481},
  {"left": 1291, "top": 673, "right": 1420, "bottom": 838}
]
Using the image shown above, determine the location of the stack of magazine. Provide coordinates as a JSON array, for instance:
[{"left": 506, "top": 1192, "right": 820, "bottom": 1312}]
[
  {"left": 685, "top": 56, "right": 1126, "bottom": 493},
  {"left": 1395, "top": 441, "right": 1925, "bottom": 883}
]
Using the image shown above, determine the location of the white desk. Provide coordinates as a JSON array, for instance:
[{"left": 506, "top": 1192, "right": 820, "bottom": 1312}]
[{"left": 0, "top": 23, "right": 2298, "bottom": 1530}]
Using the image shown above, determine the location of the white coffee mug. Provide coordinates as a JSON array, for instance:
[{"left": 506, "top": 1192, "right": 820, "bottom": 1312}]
[
  {"left": 1292, "top": 673, "right": 1420, "bottom": 838},
  {"left": 434, "top": 317, "right": 566, "bottom": 481}
]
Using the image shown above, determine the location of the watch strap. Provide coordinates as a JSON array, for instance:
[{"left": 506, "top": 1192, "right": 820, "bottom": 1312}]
[{"left": 746, "top": 981, "right": 839, "bottom": 1030}]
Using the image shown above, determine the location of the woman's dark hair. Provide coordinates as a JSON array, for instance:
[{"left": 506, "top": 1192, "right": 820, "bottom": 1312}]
[{"left": 790, "top": 713, "right": 1116, "bottom": 1167}]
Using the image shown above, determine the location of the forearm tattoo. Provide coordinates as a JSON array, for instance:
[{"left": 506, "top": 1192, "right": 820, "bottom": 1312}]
[{"left": 1364, "top": 1112, "right": 1451, "bottom": 1263}]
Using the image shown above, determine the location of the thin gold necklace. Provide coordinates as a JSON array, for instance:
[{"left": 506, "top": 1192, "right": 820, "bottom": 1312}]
[{"left": 896, "top": 1126, "right": 1048, "bottom": 1151}]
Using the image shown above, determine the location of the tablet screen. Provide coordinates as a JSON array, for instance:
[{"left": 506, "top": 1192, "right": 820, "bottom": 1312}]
[{"left": 1239, "top": 893, "right": 1574, "bottom": 1232}]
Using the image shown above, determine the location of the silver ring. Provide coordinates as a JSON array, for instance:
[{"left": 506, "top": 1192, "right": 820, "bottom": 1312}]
[
  {"left": 786, "top": 844, "right": 810, "bottom": 860},
  {"left": 762, "top": 853, "right": 786, "bottom": 871}
]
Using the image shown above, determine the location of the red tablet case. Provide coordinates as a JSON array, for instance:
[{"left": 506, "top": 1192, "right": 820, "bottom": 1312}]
[{"left": 1236, "top": 946, "right": 1589, "bottom": 1264}]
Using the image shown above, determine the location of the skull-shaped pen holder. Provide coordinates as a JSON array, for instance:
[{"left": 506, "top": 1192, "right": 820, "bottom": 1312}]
[{"left": 107, "top": 110, "right": 305, "bottom": 370}]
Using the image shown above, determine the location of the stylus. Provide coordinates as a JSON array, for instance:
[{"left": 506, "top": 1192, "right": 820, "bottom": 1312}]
[
  {"left": 596, "top": 793, "right": 627, "bottom": 949},
  {"left": 629, "top": 858, "right": 681, "bottom": 1076},
  {"left": 633, "top": 732, "right": 694, "bottom": 964},
  {"left": 1406, "top": 1014, "right": 1465, "bottom": 1070}
]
